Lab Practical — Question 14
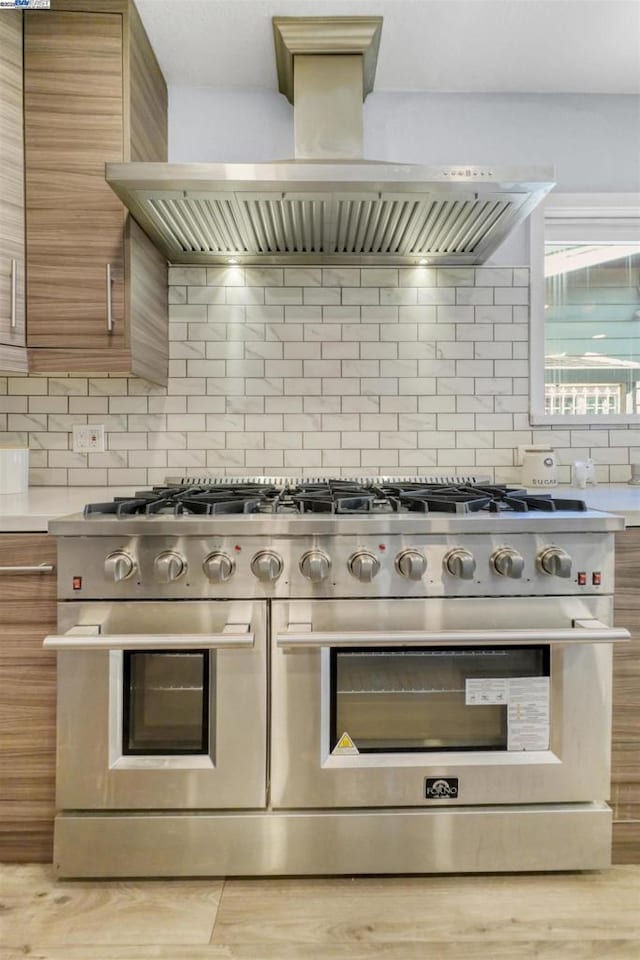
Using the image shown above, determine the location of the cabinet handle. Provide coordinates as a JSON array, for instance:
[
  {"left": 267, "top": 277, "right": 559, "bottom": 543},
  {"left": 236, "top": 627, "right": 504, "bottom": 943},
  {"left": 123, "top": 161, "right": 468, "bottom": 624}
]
[
  {"left": 0, "top": 564, "right": 55, "bottom": 574},
  {"left": 106, "top": 263, "right": 113, "bottom": 332},
  {"left": 10, "top": 259, "right": 17, "bottom": 329}
]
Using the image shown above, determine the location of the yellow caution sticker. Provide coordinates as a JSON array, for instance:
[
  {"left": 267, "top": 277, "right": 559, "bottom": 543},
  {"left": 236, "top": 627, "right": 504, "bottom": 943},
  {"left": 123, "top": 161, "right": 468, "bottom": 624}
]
[{"left": 331, "top": 731, "right": 359, "bottom": 756}]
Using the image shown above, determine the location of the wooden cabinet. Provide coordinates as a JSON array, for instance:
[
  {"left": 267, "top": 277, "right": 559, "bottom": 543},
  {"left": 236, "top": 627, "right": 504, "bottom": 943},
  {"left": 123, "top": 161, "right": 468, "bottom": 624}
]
[
  {"left": 612, "top": 527, "right": 640, "bottom": 863},
  {"left": 23, "top": 0, "right": 169, "bottom": 384},
  {"left": 0, "top": 535, "right": 57, "bottom": 862},
  {"left": 0, "top": 10, "right": 28, "bottom": 374}
]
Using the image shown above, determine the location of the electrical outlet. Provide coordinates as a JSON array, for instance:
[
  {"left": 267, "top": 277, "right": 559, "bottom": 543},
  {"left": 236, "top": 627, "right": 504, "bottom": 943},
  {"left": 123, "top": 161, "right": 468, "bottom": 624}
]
[{"left": 73, "top": 424, "right": 105, "bottom": 453}]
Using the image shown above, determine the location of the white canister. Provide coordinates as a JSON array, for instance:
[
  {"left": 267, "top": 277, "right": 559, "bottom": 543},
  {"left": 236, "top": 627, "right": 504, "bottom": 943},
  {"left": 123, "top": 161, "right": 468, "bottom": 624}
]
[
  {"left": 520, "top": 447, "right": 559, "bottom": 488},
  {"left": 0, "top": 447, "right": 29, "bottom": 494}
]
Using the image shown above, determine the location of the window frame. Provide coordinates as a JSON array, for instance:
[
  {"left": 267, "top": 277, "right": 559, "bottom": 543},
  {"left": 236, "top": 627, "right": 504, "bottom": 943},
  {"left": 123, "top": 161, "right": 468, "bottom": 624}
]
[{"left": 529, "top": 192, "right": 640, "bottom": 425}]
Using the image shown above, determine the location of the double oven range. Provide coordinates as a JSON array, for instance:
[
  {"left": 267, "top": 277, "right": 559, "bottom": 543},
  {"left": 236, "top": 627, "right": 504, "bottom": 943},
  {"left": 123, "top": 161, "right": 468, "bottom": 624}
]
[{"left": 46, "top": 477, "right": 628, "bottom": 877}]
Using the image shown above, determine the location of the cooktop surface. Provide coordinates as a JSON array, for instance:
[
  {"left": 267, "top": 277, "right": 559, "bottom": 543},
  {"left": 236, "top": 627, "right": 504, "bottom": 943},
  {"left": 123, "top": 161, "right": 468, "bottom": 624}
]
[{"left": 83, "top": 479, "right": 588, "bottom": 518}]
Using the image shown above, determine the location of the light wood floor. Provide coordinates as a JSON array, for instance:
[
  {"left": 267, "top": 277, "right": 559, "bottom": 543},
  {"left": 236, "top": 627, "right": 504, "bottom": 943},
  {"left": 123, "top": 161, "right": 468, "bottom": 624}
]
[{"left": 1, "top": 863, "right": 639, "bottom": 960}]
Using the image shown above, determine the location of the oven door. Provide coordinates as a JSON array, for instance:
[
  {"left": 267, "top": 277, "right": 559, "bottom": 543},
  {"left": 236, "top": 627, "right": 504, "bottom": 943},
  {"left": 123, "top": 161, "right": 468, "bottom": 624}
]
[
  {"left": 271, "top": 597, "right": 628, "bottom": 808},
  {"left": 45, "top": 600, "right": 267, "bottom": 810}
]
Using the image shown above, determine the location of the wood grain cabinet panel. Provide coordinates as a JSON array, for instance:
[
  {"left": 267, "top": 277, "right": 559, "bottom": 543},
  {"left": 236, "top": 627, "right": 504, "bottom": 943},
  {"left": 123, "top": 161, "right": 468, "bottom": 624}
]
[
  {"left": 612, "top": 528, "right": 640, "bottom": 863},
  {"left": 0, "top": 535, "right": 57, "bottom": 862},
  {"left": 0, "top": 9, "right": 28, "bottom": 373},
  {"left": 24, "top": 11, "right": 125, "bottom": 351},
  {"left": 23, "top": 0, "right": 169, "bottom": 383}
]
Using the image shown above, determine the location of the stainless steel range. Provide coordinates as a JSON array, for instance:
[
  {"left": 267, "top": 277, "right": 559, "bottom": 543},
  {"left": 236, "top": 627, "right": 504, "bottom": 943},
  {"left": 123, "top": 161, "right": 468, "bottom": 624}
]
[{"left": 46, "top": 476, "right": 629, "bottom": 877}]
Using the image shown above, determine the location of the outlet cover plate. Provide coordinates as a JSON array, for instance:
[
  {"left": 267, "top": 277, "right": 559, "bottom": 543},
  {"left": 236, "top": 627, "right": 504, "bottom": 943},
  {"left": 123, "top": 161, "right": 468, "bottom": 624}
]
[{"left": 73, "top": 424, "right": 105, "bottom": 453}]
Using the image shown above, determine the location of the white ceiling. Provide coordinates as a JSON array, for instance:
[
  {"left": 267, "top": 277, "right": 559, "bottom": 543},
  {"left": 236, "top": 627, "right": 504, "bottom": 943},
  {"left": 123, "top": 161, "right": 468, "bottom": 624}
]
[{"left": 135, "top": 0, "right": 640, "bottom": 95}]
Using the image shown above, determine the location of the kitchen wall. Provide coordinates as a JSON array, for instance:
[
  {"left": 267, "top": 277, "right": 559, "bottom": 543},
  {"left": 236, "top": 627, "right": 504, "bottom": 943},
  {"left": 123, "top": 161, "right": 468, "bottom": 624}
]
[
  {"left": 169, "top": 89, "right": 640, "bottom": 193},
  {"left": 2, "top": 86, "right": 638, "bottom": 486},
  {"left": 1, "top": 265, "right": 637, "bottom": 486}
]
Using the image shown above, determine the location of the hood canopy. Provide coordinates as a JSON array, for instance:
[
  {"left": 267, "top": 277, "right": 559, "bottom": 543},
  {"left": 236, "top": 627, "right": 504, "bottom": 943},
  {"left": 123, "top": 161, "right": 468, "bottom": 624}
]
[{"left": 106, "top": 16, "right": 554, "bottom": 265}]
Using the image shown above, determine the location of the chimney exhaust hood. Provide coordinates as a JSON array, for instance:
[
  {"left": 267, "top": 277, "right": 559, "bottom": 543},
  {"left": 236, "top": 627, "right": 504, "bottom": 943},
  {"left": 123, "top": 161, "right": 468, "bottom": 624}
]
[{"left": 106, "top": 17, "right": 554, "bottom": 266}]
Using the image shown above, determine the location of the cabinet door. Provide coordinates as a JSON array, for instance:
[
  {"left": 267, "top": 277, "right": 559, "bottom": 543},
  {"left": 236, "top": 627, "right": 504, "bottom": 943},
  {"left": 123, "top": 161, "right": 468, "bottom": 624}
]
[
  {"left": 25, "top": 11, "right": 126, "bottom": 350},
  {"left": 0, "top": 535, "right": 57, "bottom": 862},
  {"left": 0, "top": 11, "right": 25, "bottom": 349}
]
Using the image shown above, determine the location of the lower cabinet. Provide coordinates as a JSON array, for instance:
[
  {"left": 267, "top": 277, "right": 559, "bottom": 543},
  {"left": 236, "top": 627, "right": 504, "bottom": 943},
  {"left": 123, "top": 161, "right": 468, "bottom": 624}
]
[
  {"left": 0, "top": 535, "right": 57, "bottom": 862},
  {"left": 612, "top": 528, "right": 640, "bottom": 863}
]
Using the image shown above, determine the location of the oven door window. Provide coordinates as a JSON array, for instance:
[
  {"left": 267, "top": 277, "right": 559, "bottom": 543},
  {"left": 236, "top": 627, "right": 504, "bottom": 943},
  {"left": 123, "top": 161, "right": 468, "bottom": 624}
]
[
  {"left": 123, "top": 650, "right": 210, "bottom": 755},
  {"left": 331, "top": 646, "right": 549, "bottom": 753}
]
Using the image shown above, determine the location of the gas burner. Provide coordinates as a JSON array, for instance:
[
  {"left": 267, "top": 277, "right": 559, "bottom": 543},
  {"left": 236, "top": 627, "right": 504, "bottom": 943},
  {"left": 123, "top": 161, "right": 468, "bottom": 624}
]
[
  {"left": 286, "top": 481, "right": 379, "bottom": 514},
  {"left": 83, "top": 484, "right": 279, "bottom": 517},
  {"left": 377, "top": 483, "right": 588, "bottom": 515}
]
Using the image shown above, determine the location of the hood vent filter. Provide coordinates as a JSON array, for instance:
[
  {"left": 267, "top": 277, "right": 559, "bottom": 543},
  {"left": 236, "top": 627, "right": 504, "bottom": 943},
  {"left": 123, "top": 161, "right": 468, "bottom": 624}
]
[{"left": 131, "top": 188, "right": 525, "bottom": 261}]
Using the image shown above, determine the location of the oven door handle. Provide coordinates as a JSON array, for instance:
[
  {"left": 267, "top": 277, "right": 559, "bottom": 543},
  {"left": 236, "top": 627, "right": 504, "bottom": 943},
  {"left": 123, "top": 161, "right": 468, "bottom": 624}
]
[
  {"left": 44, "top": 621, "right": 255, "bottom": 651},
  {"left": 276, "top": 619, "right": 630, "bottom": 649}
]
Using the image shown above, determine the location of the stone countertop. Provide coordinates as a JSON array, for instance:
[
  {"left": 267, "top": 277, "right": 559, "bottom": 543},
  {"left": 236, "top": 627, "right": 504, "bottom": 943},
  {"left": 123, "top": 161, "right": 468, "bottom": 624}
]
[
  {"left": 554, "top": 485, "right": 640, "bottom": 525},
  {"left": 0, "top": 483, "right": 638, "bottom": 532},
  {"left": 0, "top": 487, "right": 140, "bottom": 532}
]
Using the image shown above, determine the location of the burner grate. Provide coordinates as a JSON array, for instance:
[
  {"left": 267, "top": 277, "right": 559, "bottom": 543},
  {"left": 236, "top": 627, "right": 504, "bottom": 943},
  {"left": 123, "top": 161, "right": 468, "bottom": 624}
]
[
  {"left": 83, "top": 484, "right": 278, "bottom": 517},
  {"left": 377, "top": 483, "right": 588, "bottom": 515},
  {"left": 287, "top": 481, "right": 380, "bottom": 514},
  {"left": 396, "top": 491, "right": 493, "bottom": 514},
  {"left": 82, "top": 479, "right": 588, "bottom": 517}
]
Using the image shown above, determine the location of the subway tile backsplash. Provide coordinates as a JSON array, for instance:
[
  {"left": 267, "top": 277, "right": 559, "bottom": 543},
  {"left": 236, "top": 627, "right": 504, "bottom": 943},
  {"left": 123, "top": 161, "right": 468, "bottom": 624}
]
[{"left": 1, "top": 266, "right": 638, "bottom": 485}]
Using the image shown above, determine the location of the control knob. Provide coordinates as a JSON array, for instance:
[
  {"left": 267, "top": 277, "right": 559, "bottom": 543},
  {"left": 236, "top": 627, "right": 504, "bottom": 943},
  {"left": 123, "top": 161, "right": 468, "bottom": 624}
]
[
  {"left": 104, "top": 551, "right": 135, "bottom": 582},
  {"left": 444, "top": 548, "right": 476, "bottom": 580},
  {"left": 203, "top": 552, "right": 234, "bottom": 583},
  {"left": 538, "top": 546, "right": 572, "bottom": 579},
  {"left": 251, "top": 550, "right": 283, "bottom": 583},
  {"left": 395, "top": 549, "right": 427, "bottom": 581},
  {"left": 300, "top": 550, "right": 331, "bottom": 583},
  {"left": 491, "top": 546, "right": 525, "bottom": 579},
  {"left": 348, "top": 550, "right": 380, "bottom": 583},
  {"left": 153, "top": 551, "right": 187, "bottom": 583}
]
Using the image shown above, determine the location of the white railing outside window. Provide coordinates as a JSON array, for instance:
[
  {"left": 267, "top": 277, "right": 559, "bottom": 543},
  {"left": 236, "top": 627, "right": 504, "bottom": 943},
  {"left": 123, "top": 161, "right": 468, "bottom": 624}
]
[{"left": 545, "top": 384, "right": 623, "bottom": 416}]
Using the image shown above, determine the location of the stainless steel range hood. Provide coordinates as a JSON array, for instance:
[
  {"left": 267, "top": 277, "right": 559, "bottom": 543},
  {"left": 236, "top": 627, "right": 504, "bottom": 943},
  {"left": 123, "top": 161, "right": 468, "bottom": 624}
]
[{"left": 106, "top": 17, "right": 554, "bottom": 266}]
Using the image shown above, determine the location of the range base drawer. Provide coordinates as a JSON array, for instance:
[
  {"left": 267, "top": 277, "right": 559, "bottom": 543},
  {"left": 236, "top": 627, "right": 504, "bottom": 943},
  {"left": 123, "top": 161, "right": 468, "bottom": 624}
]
[{"left": 54, "top": 802, "right": 611, "bottom": 877}]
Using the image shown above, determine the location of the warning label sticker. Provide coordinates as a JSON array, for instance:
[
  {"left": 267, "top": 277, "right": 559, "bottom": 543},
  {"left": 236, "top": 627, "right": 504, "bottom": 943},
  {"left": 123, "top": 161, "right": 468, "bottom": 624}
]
[
  {"left": 465, "top": 676, "right": 550, "bottom": 751},
  {"left": 507, "top": 677, "right": 550, "bottom": 751},
  {"left": 331, "top": 732, "right": 359, "bottom": 756},
  {"left": 465, "top": 677, "right": 509, "bottom": 705}
]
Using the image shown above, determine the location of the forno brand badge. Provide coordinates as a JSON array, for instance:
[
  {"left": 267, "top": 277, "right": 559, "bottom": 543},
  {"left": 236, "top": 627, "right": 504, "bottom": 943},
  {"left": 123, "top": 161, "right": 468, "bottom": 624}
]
[
  {"left": 0, "top": 1, "right": 51, "bottom": 8},
  {"left": 425, "top": 777, "right": 459, "bottom": 799}
]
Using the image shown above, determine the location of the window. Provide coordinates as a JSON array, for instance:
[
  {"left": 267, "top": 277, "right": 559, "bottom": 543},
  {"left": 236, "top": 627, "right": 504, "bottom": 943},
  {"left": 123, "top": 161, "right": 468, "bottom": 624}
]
[
  {"left": 330, "top": 646, "right": 549, "bottom": 753},
  {"left": 123, "top": 650, "right": 210, "bottom": 755},
  {"left": 530, "top": 195, "right": 640, "bottom": 424}
]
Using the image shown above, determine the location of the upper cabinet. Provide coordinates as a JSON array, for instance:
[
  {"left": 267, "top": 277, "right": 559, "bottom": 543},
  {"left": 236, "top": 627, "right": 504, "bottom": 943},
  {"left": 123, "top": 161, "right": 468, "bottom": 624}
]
[
  {"left": 0, "top": 10, "right": 27, "bottom": 374},
  {"left": 23, "top": 0, "right": 169, "bottom": 385}
]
